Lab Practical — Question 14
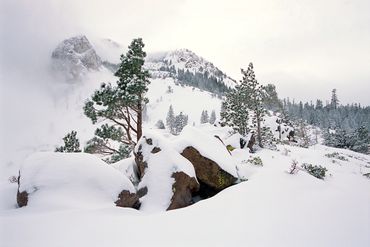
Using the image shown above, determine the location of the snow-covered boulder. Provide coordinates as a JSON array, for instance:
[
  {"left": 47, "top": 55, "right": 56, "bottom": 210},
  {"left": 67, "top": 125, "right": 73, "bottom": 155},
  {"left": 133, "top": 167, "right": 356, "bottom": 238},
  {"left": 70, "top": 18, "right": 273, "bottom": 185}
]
[
  {"left": 134, "top": 132, "right": 199, "bottom": 212},
  {"left": 17, "top": 152, "right": 138, "bottom": 209},
  {"left": 51, "top": 35, "right": 102, "bottom": 79},
  {"left": 174, "top": 126, "right": 238, "bottom": 197}
]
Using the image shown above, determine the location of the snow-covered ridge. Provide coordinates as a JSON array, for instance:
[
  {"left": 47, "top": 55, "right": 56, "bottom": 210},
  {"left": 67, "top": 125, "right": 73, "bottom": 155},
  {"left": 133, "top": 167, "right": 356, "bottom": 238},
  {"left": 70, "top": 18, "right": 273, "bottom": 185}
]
[{"left": 145, "top": 48, "right": 237, "bottom": 89}]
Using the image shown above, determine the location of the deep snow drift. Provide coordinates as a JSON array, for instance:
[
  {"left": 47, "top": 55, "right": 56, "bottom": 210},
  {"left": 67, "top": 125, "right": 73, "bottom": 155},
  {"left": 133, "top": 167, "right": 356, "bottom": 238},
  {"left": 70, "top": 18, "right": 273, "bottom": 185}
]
[{"left": 1, "top": 140, "right": 369, "bottom": 247}]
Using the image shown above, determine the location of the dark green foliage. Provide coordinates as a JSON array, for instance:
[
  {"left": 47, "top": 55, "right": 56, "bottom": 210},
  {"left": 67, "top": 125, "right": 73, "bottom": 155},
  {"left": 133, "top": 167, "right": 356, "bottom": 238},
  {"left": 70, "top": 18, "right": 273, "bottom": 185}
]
[
  {"left": 221, "top": 87, "right": 250, "bottom": 136},
  {"left": 200, "top": 110, "right": 209, "bottom": 124},
  {"left": 173, "top": 112, "right": 188, "bottom": 135},
  {"left": 262, "top": 84, "right": 282, "bottom": 112},
  {"left": 323, "top": 126, "right": 369, "bottom": 154},
  {"left": 302, "top": 163, "right": 328, "bottom": 179},
  {"left": 55, "top": 131, "right": 81, "bottom": 153},
  {"left": 84, "top": 38, "right": 150, "bottom": 163}
]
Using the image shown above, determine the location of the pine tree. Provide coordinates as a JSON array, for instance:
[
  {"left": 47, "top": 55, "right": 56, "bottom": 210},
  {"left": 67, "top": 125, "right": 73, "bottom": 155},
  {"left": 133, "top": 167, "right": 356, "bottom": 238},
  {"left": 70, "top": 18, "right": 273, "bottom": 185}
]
[
  {"left": 83, "top": 38, "right": 150, "bottom": 162},
  {"left": 241, "top": 63, "right": 265, "bottom": 147},
  {"left": 209, "top": 110, "right": 216, "bottom": 124},
  {"left": 166, "top": 105, "right": 175, "bottom": 133},
  {"left": 221, "top": 87, "right": 249, "bottom": 136},
  {"left": 174, "top": 112, "right": 188, "bottom": 135},
  {"left": 200, "top": 110, "right": 209, "bottom": 124},
  {"left": 331, "top": 89, "right": 339, "bottom": 109},
  {"left": 55, "top": 131, "right": 81, "bottom": 153}
]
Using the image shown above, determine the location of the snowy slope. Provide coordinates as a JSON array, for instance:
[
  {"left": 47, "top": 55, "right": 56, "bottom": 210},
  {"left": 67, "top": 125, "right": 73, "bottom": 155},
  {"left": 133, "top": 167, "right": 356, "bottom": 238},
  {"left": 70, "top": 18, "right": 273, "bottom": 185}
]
[
  {"left": 1, "top": 35, "right": 370, "bottom": 247},
  {"left": 1, "top": 143, "right": 369, "bottom": 247}
]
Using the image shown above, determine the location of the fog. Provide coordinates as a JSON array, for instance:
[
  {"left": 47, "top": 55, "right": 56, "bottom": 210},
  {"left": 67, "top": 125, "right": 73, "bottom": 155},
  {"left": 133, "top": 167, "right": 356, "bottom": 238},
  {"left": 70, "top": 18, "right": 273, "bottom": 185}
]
[{"left": 0, "top": 0, "right": 370, "bottom": 172}]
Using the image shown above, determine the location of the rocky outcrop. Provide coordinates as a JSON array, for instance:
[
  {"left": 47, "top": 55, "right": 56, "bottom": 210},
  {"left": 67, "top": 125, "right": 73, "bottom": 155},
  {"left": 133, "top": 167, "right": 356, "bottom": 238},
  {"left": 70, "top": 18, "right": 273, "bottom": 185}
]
[
  {"left": 51, "top": 35, "right": 102, "bottom": 79},
  {"left": 134, "top": 134, "right": 199, "bottom": 211},
  {"left": 181, "top": 146, "right": 237, "bottom": 197},
  {"left": 167, "top": 171, "right": 199, "bottom": 210},
  {"left": 115, "top": 190, "right": 140, "bottom": 209}
]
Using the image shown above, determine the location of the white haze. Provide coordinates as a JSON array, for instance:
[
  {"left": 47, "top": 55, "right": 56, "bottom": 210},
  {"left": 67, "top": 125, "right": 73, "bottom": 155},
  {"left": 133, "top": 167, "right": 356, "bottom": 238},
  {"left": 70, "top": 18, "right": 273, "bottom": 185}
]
[{"left": 0, "top": 0, "right": 369, "bottom": 170}]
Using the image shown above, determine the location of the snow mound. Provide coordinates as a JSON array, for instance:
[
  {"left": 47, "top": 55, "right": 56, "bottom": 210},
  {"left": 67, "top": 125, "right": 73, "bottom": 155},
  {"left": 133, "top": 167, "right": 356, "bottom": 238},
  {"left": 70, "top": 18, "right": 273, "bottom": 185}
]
[
  {"left": 18, "top": 152, "right": 134, "bottom": 209},
  {"left": 111, "top": 157, "right": 139, "bottom": 186},
  {"left": 174, "top": 126, "right": 238, "bottom": 177},
  {"left": 135, "top": 131, "right": 197, "bottom": 212}
]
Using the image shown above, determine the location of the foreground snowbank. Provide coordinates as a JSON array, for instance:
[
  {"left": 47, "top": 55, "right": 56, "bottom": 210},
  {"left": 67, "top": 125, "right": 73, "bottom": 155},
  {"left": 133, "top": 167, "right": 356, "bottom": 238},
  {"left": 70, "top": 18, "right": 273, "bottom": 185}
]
[{"left": 17, "top": 152, "right": 135, "bottom": 209}]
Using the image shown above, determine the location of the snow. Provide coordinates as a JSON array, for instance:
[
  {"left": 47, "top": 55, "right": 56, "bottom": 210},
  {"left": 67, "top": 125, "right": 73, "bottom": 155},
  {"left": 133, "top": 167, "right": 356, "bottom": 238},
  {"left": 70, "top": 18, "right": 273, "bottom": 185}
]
[
  {"left": 1, "top": 144, "right": 369, "bottom": 246},
  {"left": 174, "top": 126, "right": 238, "bottom": 177},
  {"left": 135, "top": 131, "right": 197, "bottom": 212},
  {"left": 17, "top": 152, "right": 134, "bottom": 210},
  {"left": 1, "top": 35, "right": 370, "bottom": 247}
]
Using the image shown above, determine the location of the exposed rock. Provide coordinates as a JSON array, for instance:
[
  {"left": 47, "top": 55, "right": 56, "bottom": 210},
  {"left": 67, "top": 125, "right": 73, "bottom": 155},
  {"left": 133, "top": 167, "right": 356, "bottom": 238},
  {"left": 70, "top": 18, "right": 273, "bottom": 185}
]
[
  {"left": 134, "top": 144, "right": 147, "bottom": 179},
  {"left": 51, "top": 35, "right": 102, "bottom": 79},
  {"left": 115, "top": 190, "right": 140, "bottom": 209},
  {"left": 181, "top": 146, "right": 237, "bottom": 195},
  {"left": 17, "top": 190, "right": 28, "bottom": 208},
  {"left": 134, "top": 133, "right": 199, "bottom": 211},
  {"left": 247, "top": 134, "right": 256, "bottom": 153},
  {"left": 17, "top": 172, "right": 28, "bottom": 207},
  {"left": 167, "top": 171, "right": 199, "bottom": 210}
]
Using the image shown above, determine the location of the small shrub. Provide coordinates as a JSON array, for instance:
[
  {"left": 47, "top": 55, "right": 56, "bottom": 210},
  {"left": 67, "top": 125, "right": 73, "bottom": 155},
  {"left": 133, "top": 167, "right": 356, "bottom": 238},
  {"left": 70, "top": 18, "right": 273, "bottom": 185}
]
[
  {"left": 288, "top": 160, "right": 299, "bottom": 174},
  {"left": 8, "top": 176, "right": 18, "bottom": 183},
  {"left": 302, "top": 163, "right": 327, "bottom": 179},
  {"left": 226, "top": 145, "right": 235, "bottom": 152},
  {"left": 247, "top": 156, "right": 263, "bottom": 166},
  {"left": 325, "top": 152, "right": 348, "bottom": 161},
  {"left": 363, "top": 173, "right": 370, "bottom": 179},
  {"left": 155, "top": 120, "right": 165, "bottom": 129}
]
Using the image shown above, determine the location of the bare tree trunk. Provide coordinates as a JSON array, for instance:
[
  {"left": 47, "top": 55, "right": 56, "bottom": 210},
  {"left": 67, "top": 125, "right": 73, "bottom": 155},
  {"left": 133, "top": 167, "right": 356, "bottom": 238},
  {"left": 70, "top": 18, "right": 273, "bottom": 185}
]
[
  {"left": 257, "top": 114, "right": 263, "bottom": 148},
  {"left": 136, "top": 102, "right": 142, "bottom": 143}
]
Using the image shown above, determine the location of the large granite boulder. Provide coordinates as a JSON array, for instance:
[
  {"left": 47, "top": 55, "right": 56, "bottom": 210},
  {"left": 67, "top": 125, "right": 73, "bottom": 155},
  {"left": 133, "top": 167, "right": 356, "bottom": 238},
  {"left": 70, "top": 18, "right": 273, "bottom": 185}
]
[
  {"left": 134, "top": 132, "right": 199, "bottom": 211},
  {"left": 51, "top": 35, "right": 102, "bottom": 79},
  {"left": 174, "top": 126, "right": 238, "bottom": 198}
]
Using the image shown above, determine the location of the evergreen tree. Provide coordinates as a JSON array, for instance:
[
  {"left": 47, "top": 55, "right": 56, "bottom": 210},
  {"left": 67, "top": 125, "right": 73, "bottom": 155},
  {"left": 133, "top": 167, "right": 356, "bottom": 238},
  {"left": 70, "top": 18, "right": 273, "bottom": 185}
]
[
  {"left": 221, "top": 86, "right": 249, "bottom": 136},
  {"left": 209, "top": 110, "right": 216, "bottom": 124},
  {"left": 173, "top": 112, "right": 188, "bottom": 135},
  {"left": 83, "top": 38, "right": 150, "bottom": 162},
  {"left": 166, "top": 105, "right": 175, "bottom": 133},
  {"left": 331, "top": 89, "right": 339, "bottom": 109},
  {"left": 241, "top": 63, "right": 266, "bottom": 147},
  {"left": 200, "top": 110, "right": 209, "bottom": 124},
  {"left": 55, "top": 130, "right": 81, "bottom": 153}
]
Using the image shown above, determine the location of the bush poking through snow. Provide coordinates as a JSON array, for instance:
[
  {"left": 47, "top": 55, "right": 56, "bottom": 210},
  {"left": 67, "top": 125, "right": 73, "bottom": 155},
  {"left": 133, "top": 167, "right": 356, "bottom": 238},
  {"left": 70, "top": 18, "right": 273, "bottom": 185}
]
[
  {"left": 363, "top": 173, "right": 370, "bottom": 179},
  {"left": 325, "top": 152, "right": 348, "bottom": 161},
  {"left": 55, "top": 130, "right": 81, "bottom": 153},
  {"left": 288, "top": 160, "right": 299, "bottom": 174},
  {"left": 302, "top": 163, "right": 328, "bottom": 179},
  {"left": 155, "top": 120, "right": 165, "bottom": 129},
  {"left": 247, "top": 156, "right": 263, "bottom": 166}
]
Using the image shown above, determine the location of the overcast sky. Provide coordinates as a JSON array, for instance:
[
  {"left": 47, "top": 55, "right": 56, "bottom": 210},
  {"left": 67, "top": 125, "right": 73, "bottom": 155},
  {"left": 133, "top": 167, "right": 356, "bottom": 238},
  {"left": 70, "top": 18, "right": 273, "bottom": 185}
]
[{"left": 1, "top": 0, "right": 370, "bottom": 105}]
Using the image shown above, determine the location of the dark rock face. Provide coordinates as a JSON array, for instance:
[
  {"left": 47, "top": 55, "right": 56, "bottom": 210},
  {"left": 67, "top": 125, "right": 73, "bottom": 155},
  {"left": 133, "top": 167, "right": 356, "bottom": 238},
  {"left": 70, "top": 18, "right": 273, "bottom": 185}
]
[
  {"left": 180, "top": 146, "right": 237, "bottom": 196},
  {"left": 17, "top": 191, "right": 28, "bottom": 207},
  {"left": 16, "top": 172, "right": 28, "bottom": 207},
  {"left": 167, "top": 171, "right": 199, "bottom": 210},
  {"left": 134, "top": 144, "right": 147, "bottom": 179},
  {"left": 247, "top": 134, "right": 256, "bottom": 153},
  {"left": 115, "top": 190, "right": 141, "bottom": 209}
]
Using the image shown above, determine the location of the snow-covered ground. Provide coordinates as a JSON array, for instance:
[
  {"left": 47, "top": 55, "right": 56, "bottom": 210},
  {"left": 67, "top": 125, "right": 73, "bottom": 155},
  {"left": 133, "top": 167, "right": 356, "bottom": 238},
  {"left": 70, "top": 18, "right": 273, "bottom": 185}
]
[
  {"left": 1, "top": 141, "right": 369, "bottom": 247},
  {"left": 1, "top": 37, "right": 369, "bottom": 247}
]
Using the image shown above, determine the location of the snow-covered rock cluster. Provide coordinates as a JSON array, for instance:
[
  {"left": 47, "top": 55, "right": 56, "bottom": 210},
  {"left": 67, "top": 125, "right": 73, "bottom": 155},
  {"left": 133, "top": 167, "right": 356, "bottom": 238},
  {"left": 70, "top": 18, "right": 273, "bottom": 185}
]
[{"left": 51, "top": 35, "right": 102, "bottom": 79}]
